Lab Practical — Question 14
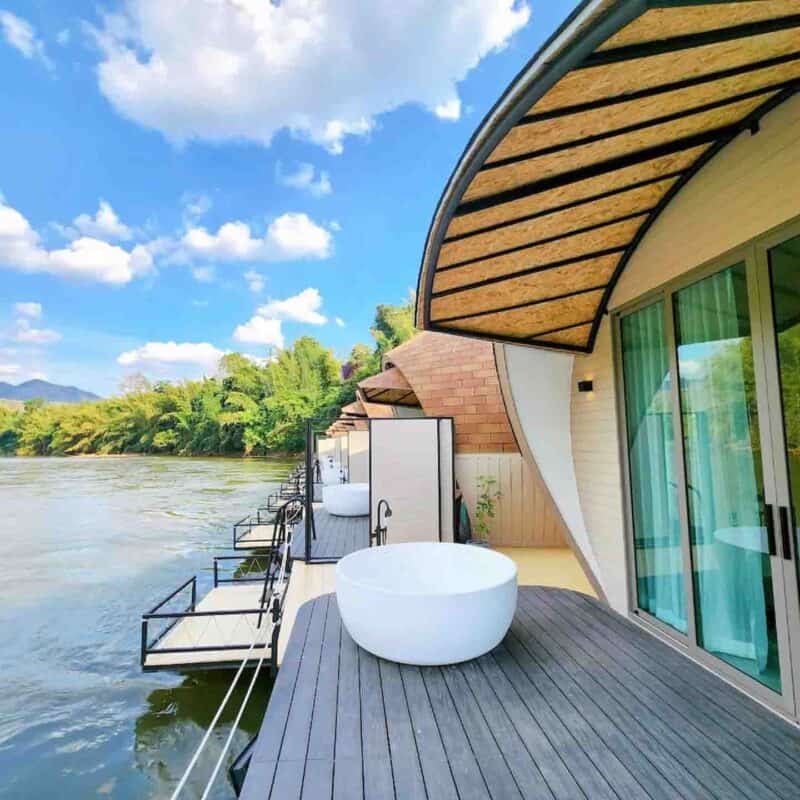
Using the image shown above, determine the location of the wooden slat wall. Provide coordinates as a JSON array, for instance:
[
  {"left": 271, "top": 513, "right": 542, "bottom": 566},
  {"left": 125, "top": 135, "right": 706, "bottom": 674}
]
[{"left": 455, "top": 453, "right": 568, "bottom": 547}]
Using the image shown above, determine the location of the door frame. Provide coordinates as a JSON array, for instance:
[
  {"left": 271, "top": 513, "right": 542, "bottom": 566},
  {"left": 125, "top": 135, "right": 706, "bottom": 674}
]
[
  {"left": 613, "top": 215, "right": 800, "bottom": 719},
  {"left": 752, "top": 218, "right": 800, "bottom": 712}
]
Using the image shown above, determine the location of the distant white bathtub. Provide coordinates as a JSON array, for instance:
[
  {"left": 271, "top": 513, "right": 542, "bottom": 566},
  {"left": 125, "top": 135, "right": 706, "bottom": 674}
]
[
  {"left": 322, "top": 482, "right": 369, "bottom": 517},
  {"left": 336, "top": 542, "right": 517, "bottom": 665}
]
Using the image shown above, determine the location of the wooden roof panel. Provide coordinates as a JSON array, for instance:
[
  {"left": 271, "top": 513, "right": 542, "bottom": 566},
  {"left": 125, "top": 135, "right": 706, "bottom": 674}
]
[
  {"left": 445, "top": 145, "right": 708, "bottom": 238},
  {"left": 439, "top": 176, "right": 676, "bottom": 267},
  {"left": 430, "top": 252, "right": 620, "bottom": 323},
  {"left": 433, "top": 214, "right": 645, "bottom": 294},
  {"left": 534, "top": 25, "right": 800, "bottom": 115},
  {"left": 418, "top": 1, "right": 800, "bottom": 352},
  {"left": 491, "top": 57, "right": 800, "bottom": 165},
  {"left": 537, "top": 322, "right": 594, "bottom": 348},
  {"left": 596, "top": 2, "right": 799, "bottom": 51},
  {"left": 464, "top": 92, "right": 774, "bottom": 203},
  {"left": 442, "top": 289, "right": 605, "bottom": 340}
]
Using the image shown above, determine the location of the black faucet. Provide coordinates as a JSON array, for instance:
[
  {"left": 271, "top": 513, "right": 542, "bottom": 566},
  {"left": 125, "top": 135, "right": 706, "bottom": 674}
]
[{"left": 373, "top": 499, "right": 392, "bottom": 546}]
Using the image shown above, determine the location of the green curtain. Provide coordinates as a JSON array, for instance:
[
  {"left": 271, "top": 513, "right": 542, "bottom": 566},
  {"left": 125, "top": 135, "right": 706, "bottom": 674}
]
[
  {"left": 675, "top": 263, "right": 773, "bottom": 685},
  {"left": 621, "top": 301, "right": 686, "bottom": 632}
]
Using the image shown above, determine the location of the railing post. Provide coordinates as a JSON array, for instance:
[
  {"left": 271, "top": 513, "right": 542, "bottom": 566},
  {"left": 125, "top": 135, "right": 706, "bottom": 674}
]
[
  {"left": 305, "top": 419, "right": 313, "bottom": 560},
  {"left": 140, "top": 620, "right": 148, "bottom": 667},
  {"left": 191, "top": 576, "right": 197, "bottom": 609}
]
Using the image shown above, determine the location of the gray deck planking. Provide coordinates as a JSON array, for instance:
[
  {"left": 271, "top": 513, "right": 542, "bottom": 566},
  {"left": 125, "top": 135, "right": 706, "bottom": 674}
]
[
  {"left": 292, "top": 505, "right": 370, "bottom": 562},
  {"left": 240, "top": 587, "right": 800, "bottom": 800}
]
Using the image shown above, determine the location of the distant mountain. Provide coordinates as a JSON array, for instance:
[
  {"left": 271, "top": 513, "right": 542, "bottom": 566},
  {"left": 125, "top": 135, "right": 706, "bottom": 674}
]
[{"left": 0, "top": 380, "right": 100, "bottom": 404}]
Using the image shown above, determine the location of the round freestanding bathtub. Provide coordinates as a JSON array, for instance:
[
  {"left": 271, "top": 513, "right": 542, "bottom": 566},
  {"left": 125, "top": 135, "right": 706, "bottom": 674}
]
[
  {"left": 336, "top": 542, "right": 517, "bottom": 665},
  {"left": 322, "top": 482, "right": 369, "bottom": 517}
]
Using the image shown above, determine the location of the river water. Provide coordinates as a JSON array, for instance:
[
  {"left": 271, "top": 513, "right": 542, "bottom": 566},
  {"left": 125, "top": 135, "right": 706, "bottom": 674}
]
[{"left": 0, "top": 455, "right": 294, "bottom": 799}]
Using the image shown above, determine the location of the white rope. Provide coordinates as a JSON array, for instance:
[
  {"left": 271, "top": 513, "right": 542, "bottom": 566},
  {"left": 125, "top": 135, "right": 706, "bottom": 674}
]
[
  {"left": 170, "top": 531, "right": 292, "bottom": 800},
  {"left": 200, "top": 646, "right": 268, "bottom": 800}
]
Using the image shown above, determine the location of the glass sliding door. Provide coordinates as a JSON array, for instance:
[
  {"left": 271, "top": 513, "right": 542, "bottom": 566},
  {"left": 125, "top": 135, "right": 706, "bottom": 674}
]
[
  {"left": 621, "top": 302, "right": 686, "bottom": 632},
  {"left": 673, "top": 263, "right": 782, "bottom": 691},
  {"left": 767, "top": 233, "right": 800, "bottom": 567}
]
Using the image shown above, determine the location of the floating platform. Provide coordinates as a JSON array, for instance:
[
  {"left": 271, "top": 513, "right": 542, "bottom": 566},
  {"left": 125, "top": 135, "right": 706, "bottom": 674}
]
[
  {"left": 234, "top": 520, "right": 277, "bottom": 550},
  {"left": 141, "top": 558, "right": 286, "bottom": 672},
  {"left": 240, "top": 586, "right": 800, "bottom": 800}
]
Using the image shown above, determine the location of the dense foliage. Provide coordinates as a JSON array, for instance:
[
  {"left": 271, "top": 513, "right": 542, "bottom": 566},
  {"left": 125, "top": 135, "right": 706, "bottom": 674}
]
[{"left": 0, "top": 296, "right": 416, "bottom": 456}]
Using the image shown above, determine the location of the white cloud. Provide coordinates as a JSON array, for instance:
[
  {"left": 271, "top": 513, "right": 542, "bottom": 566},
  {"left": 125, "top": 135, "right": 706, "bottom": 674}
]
[
  {"left": 434, "top": 98, "right": 462, "bottom": 121},
  {"left": 11, "top": 302, "right": 60, "bottom": 344},
  {"left": 73, "top": 200, "right": 132, "bottom": 241},
  {"left": 232, "top": 287, "right": 326, "bottom": 351},
  {"left": 118, "top": 341, "right": 226, "bottom": 372},
  {"left": 92, "top": 1, "right": 529, "bottom": 153},
  {"left": 14, "top": 302, "right": 41, "bottom": 319},
  {"left": 0, "top": 11, "right": 51, "bottom": 68},
  {"left": 244, "top": 270, "right": 264, "bottom": 293},
  {"left": 0, "top": 199, "right": 153, "bottom": 285},
  {"left": 335, "top": 317, "right": 345, "bottom": 328},
  {"left": 191, "top": 299, "right": 209, "bottom": 308},
  {"left": 191, "top": 265, "right": 215, "bottom": 283},
  {"left": 181, "top": 212, "right": 332, "bottom": 262},
  {"left": 233, "top": 316, "right": 284, "bottom": 349},
  {"left": 0, "top": 362, "right": 20, "bottom": 379},
  {"left": 257, "top": 288, "right": 326, "bottom": 325},
  {"left": 277, "top": 162, "right": 332, "bottom": 197},
  {"left": 14, "top": 320, "right": 61, "bottom": 344},
  {"left": 56, "top": 29, "right": 70, "bottom": 46}
]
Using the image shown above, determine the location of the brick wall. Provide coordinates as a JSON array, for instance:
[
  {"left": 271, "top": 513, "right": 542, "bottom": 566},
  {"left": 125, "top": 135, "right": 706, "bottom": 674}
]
[{"left": 385, "top": 331, "right": 518, "bottom": 454}]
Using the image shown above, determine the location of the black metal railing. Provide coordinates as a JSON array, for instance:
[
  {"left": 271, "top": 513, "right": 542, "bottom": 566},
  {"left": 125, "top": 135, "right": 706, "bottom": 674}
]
[{"left": 140, "top": 576, "right": 197, "bottom": 666}]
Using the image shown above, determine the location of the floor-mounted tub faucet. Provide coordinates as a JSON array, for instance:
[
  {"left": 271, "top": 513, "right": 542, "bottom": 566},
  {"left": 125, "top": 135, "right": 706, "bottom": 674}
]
[{"left": 373, "top": 499, "right": 392, "bottom": 546}]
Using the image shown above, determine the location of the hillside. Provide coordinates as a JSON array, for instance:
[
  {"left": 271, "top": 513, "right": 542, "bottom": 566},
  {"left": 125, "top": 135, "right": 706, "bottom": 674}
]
[{"left": 0, "top": 380, "right": 100, "bottom": 404}]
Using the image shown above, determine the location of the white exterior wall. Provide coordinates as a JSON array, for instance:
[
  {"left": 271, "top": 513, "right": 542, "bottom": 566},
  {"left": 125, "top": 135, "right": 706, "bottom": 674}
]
[
  {"left": 502, "top": 94, "right": 800, "bottom": 614},
  {"left": 569, "top": 319, "right": 627, "bottom": 612},
  {"left": 501, "top": 345, "right": 603, "bottom": 583}
]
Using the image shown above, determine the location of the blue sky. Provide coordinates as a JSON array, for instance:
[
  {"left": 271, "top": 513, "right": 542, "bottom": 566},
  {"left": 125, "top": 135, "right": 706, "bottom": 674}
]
[{"left": 0, "top": 1, "right": 576, "bottom": 396}]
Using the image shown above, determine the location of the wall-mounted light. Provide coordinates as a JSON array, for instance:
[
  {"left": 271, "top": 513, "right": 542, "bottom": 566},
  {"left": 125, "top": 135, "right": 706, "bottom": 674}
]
[{"left": 577, "top": 380, "right": 594, "bottom": 393}]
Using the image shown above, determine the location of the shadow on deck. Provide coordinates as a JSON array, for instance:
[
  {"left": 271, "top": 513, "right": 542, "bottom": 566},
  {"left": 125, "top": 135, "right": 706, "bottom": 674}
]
[{"left": 241, "top": 586, "right": 800, "bottom": 800}]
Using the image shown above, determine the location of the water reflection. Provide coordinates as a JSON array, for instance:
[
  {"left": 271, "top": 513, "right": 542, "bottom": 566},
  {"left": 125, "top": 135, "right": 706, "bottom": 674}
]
[{"left": 135, "top": 671, "right": 273, "bottom": 799}]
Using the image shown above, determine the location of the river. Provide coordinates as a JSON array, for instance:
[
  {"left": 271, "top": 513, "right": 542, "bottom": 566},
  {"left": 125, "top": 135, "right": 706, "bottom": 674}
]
[{"left": 0, "top": 455, "right": 295, "bottom": 799}]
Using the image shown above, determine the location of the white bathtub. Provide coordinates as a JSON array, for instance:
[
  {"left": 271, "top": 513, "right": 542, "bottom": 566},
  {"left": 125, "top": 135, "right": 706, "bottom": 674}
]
[
  {"left": 322, "top": 482, "right": 369, "bottom": 517},
  {"left": 336, "top": 542, "right": 517, "bottom": 665}
]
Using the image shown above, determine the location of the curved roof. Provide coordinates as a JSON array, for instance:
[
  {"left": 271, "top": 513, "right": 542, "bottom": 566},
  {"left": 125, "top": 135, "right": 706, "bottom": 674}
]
[
  {"left": 357, "top": 367, "right": 420, "bottom": 406},
  {"left": 385, "top": 331, "right": 518, "bottom": 453},
  {"left": 416, "top": 0, "right": 800, "bottom": 352}
]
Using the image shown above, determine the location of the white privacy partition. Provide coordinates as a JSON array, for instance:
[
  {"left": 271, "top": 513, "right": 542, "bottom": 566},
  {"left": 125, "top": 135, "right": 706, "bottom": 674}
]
[
  {"left": 318, "top": 437, "right": 337, "bottom": 462},
  {"left": 369, "top": 418, "right": 454, "bottom": 544},
  {"left": 347, "top": 430, "right": 370, "bottom": 484}
]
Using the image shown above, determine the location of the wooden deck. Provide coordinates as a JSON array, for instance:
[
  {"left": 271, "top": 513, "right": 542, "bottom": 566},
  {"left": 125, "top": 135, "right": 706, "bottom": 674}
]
[
  {"left": 241, "top": 586, "right": 800, "bottom": 800},
  {"left": 291, "top": 505, "right": 370, "bottom": 562}
]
